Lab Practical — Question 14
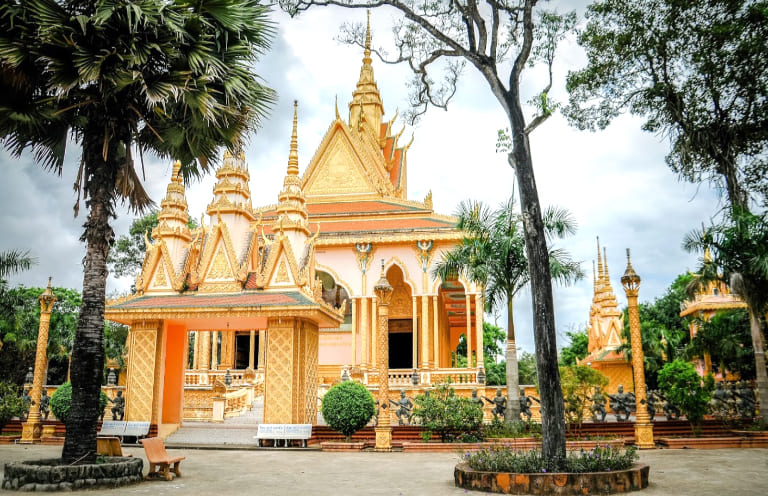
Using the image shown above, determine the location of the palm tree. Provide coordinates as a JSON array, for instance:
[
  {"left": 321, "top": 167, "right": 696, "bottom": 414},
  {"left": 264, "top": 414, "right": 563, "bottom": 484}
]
[
  {"left": 0, "top": 250, "right": 35, "bottom": 281},
  {"left": 0, "top": 0, "right": 275, "bottom": 463},
  {"left": 433, "top": 195, "right": 583, "bottom": 422},
  {"left": 683, "top": 208, "right": 768, "bottom": 423}
]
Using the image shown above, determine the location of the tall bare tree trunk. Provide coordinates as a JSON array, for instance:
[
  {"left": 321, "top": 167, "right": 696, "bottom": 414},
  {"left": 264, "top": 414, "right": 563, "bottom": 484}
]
[
  {"left": 748, "top": 308, "right": 768, "bottom": 423},
  {"left": 505, "top": 298, "right": 521, "bottom": 422},
  {"left": 62, "top": 140, "right": 115, "bottom": 464}
]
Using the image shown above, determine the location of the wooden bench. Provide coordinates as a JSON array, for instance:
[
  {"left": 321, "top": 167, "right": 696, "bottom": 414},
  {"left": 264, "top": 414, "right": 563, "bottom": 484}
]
[
  {"left": 140, "top": 437, "right": 185, "bottom": 481},
  {"left": 253, "top": 424, "right": 312, "bottom": 448}
]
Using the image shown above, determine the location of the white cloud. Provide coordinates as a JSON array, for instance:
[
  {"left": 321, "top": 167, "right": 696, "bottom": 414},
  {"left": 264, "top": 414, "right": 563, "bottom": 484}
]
[{"left": 0, "top": 4, "right": 721, "bottom": 354}]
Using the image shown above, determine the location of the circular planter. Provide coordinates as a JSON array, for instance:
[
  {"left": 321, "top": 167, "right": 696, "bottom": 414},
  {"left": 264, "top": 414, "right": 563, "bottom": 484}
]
[
  {"left": 454, "top": 462, "right": 649, "bottom": 495},
  {"left": 2, "top": 456, "right": 143, "bottom": 492}
]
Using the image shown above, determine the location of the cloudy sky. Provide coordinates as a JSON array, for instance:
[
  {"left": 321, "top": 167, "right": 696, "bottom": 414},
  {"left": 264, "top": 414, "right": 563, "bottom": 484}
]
[{"left": 0, "top": 2, "right": 722, "bottom": 353}]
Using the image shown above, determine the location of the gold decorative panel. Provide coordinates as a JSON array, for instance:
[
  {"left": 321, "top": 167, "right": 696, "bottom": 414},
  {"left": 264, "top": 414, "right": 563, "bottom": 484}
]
[
  {"left": 264, "top": 320, "right": 294, "bottom": 423},
  {"left": 275, "top": 259, "right": 290, "bottom": 283},
  {"left": 306, "top": 139, "right": 373, "bottom": 196},
  {"left": 207, "top": 246, "right": 231, "bottom": 280},
  {"left": 152, "top": 260, "right": 168, "bottom": 288},
  {"left": 303, "top": 322, "right": 319, "bottom": 423},
  {"left": 125, "top": 324, "right": 159, "bottom": 422}
]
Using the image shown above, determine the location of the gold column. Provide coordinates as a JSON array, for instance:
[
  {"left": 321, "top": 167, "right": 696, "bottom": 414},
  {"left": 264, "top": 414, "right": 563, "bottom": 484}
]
[
  {"left": 192, "top": 331, "right": 200, "bottom": 370},
  {"left": 371, "top": 297, "right": 377, "bottom": 366},
  {"left": 360, "top": 297, "right": 369, "bottom": 368},
  {"left": 420, "top": 295, "right": 429, "bottom": 369},
  {"left": 412, "top": 297, "right": 418, "bottom": 369},
  {"left": 199, "top": 331, "right": 211, "bottom": 371},
  {"left": 351, "top": 297, "right": 357, "bottom": 365},
  {"left": 432, "top": 294, "right": 439, "bottom": 368},
  {"left": 211, "top": 331, "right": 219, "bottom": 370},
  {"left": 475, "top": 293, "right": 484, "bottom": 369},
  {"left": 21, "top": 279, "right": 56, "bottom": 443},
  {"left": 373, "top": 262, "right": 393, "bottom": 451},
  {"left": 258, "top": 331, "right": 266, "bottom": 372},
  {"left": 465, "top": 294, "right": 472, "bottom": 367},
  {"left": 124, "top": 320, "right": 161, "bottom": 421},
  {"left": 249, "top": 330, "right": 256, "bottom": 369},
  {"left": 621, "top": 249, "right": 654, "bottom": 449}
]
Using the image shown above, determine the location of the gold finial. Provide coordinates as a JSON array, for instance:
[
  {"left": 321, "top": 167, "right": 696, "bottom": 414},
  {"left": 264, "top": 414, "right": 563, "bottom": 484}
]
[
  {"left": 172, "top": 161, "right": 182, "bottom": 183},
  {"left": 335, "top": 95, "right": 340, "bottom": 120},
  {"left": 364, "top": 10, "right": 372, "bottom": 62},
  {"left": 592, "top": 260, "right": 597, "bottom": 291},
  {"left": 288, "top": 100, "right": 299, "bottom": 176},
  {"left": 596, "top": 237, "right": 604, "bottom": 283},
  {"left": 603, "top": 247, "right": 610, "bottom": 281}
]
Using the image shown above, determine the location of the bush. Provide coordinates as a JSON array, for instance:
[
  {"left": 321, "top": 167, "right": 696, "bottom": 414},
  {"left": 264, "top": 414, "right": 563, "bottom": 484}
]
[
  {"left": 50, "top": 382, "right": 110, "bottom": 423},
  {"left": 321, "top": 381, "right": 376, "bottom": 441},
  {"left": 411, "top": 381, "right": 484, "bottom": 442},
  {"left": 483, "top": 417, "right": 541, "bottom": 439},
  {"left": 657, "top": 360, "right": 714, "bottom": 434},
  {"left": 0, "top": 382, "right": 25, "bottom": 430},
  {"left": 463, "top": 444, "right": 638, "bottom": 473}
]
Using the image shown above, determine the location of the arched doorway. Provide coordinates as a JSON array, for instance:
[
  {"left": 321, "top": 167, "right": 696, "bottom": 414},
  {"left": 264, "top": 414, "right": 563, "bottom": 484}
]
[{"left": 386, "top": 265, "right": 414, "bottom": 369}]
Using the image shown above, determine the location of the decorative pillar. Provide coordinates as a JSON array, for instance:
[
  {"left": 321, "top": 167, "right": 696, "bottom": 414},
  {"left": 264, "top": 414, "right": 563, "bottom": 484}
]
[
  {"left": 211, "top": 331, "right": 219, "bottom": 370},
  {"left": 360, "top": 297, "right": 369, "bottom": 368},
  {"left": 412, "top": 297, "right": 418, "bottom": 369},
  {"left": 465, "top": 294, "right": 472, "bottom": 367},
  {"left": 432, "top": 295, "right": 439, "bottom": 368},
  {"left": 420, "top": 295, "right": 429, "bottom": 369},
  {"left": 21, "top": 278, "right": 56, "bottom": 443},
  {"left": 249, "top": 330, "right": 255, "bottom": 369},
  {"left": 373, "top": 261, "right": 393, "bottom": 451},
  {"left": 192, "top": 331, "right": 200, "bottom": 370},
  {"left": 257, "top": 331, "right": 266, "bottom": 372},
  {"left": 371, "top": 297, "right": 377, "bottom": 366},
  {"left": 124, "top": 320, "right": 162, "bottom": 421},
  {"left": 351, "top": 297, "right": 358, "bottom": 365},
  {"left": 621, "top": 249, "right": 654, "bottom": 449},
  {"left": 475, "top": 293, "right": 484, "bottom": 369},
  {"left": 199, "top": 331, "right": 211, "bottom": 371}
]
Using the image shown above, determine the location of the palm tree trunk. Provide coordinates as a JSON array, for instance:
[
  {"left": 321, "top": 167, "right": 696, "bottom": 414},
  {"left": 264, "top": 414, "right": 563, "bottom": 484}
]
[
  {"left": 748, "top": 307, "right": 768, "bottom": 423},
  {"left": 505, "top": 298, "right": 521, "bottom": 422},
  {"left": 61, "top": 146, "right": 114, "bottom": 464}
]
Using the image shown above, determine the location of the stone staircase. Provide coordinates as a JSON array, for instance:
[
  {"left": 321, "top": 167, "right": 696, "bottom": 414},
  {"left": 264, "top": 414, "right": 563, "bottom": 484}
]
[{"left": 165, "top": 396, "right": 264, "bottom": 447}]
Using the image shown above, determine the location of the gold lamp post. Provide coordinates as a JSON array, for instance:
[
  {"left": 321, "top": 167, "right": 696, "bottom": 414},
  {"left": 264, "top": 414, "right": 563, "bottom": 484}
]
[
  {"left": 620, "top": 250, "right": 654, "bottom": 449},
  {"left": 373, "top": 260, "right": 393, "bottom": 452},
  {"left": 21, "top": 278, "right": 57, "bottom": 443}
]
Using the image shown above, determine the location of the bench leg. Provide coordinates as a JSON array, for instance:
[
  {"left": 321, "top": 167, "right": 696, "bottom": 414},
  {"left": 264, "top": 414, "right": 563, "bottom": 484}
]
[
  {"left": 172, "top": 461, "right": 182, "bottom": 478},
  {"left": 162, "top": 463, "right": 173, "bottom": 481}
]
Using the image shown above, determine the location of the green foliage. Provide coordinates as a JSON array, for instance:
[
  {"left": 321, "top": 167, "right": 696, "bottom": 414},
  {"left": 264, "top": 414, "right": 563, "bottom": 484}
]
[
  {"left": 411, "top": 381, "right": 484, "bottom": 443},
  {"left": 560, "top": 365, "right": 609, "bottom": 428},
  {"left": 0, "top": 250, "right": 36, "bottom": 280},
  {"left": 518, "top": 352, "right": 538, "bottom": 386},
  {"left": 321, "top": 381, "right": 375, "bottom": 441},
  {"left": 50, "top": 382, "right": 110, "bottom": 424},
  {"left": 657, "top": 360, "right": 714, "bottom": 431},
  {"left": 482, "top": 417, "right": 541, "bottom": 439},
  {"left": 566, "top": 0, "right": 768, "bottom": 209},
  {"left": 104, "top": 321, "right": 129, "bottom": 371},
  {"left": 463, "top": 444, "right": 638, "bottom": 473},
  {"left": 0, "top": 381, "right": 25, "bottom": 428},
  {"left": 685, "top": 310, "right": 754, "bottom": 380},
  {"left": 559, "top": 328, "right": 589, "bottom": 366}
]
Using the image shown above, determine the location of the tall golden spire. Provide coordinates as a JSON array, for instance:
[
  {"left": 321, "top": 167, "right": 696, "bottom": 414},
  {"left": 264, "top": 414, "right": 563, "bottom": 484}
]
[
  {"left": 288, "top": 100, "right": 300, "bottom": 177},
  {"left": 274, "top": 101, "right": 310, "bottom": 237},
  {"left": 155, "top": 161, "right": 192, "bottom": 243},
  {"left": 603, "top": 246, "right": 610, "bottom": 284},
  {"left": 596, "top": 237, "right": 604, "bottom": 286},
  {"left": 349, "top": 10, "right": 384, "bottom": 133}
]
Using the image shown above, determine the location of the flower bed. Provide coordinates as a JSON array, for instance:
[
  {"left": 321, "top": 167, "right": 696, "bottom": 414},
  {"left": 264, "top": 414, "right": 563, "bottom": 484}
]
[{"left": 454, "top": 462, "right": 650, "bottom": 495}]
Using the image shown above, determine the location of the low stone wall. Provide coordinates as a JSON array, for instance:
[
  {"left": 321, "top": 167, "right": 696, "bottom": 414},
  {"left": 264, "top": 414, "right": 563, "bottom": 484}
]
[
  {"left": 2, "top": 456, "right": 143, "bottom": 492},
  {"left": 454, "top": 462, "right": 649, "bottom": 495}
]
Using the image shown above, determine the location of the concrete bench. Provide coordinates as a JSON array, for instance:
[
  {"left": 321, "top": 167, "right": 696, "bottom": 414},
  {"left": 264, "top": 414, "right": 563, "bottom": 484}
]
[
  {"left": 254, "top": 424, "right": 312, "bottom": 447},
  {"left": 98, "top": 420, "right": 127, "bottom": 437},
  {"left": 98, "top": 421, "right": 150, "bottom": 443},
  {"left": 140, "top": 437, "right": 185, "bottom": 481}
]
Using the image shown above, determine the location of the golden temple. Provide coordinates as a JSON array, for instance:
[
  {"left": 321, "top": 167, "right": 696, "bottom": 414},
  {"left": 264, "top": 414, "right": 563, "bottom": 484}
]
[{"left": 105, "top": 18, "right": 486, "bottom": 433}]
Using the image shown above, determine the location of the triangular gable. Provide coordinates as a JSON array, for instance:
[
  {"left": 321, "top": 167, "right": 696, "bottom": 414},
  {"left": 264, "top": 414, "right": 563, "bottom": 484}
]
[
  {"left": 205, "top": 245, "right": 234, "bottom": 281},
  {"left": 302, "top": 120, "right": 394, "bottom": 199},
  {"left": 148, "top": 257, "right": 172, "bottom": 291},
  {"left": 260, "top": 237, "right": 303, "bottom": 290},
  {"left": 139, "top": 239, "right": 183, "bottom": 293},
  {"left": 603, "top": 318, "right": 624, "bottom": 350}
]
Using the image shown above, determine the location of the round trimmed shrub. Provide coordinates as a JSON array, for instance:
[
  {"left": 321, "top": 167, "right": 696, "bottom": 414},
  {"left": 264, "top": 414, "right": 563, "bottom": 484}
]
[
  {"left": 50, "top": 382, "right": 110, "bottom": 423},
  {"left": 321, "top": 381, "right": 376, "bottom": 441}
]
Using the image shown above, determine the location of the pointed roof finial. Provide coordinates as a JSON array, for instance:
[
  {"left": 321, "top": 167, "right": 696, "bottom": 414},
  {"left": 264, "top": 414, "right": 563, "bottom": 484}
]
[
  {"left": 596, "top": 237, "right": 604, "bottom": 283},
  {"left": 171, "top": 160, "right": 182, "bottom": 184},
  {"left": 335, "top": 95, "right": 340, "bottom": 120},
  {"left": 364, "top": 10, "right": 372, "bottom": 61},
  {"left": 288, "top": 100, "right": 299, "bottom": 176},
  {"left": 603, "top": 246, "right": 609, "bottom": 281},
  {"left": 592, "top": 260, "right": 597, "bottom": 291}
]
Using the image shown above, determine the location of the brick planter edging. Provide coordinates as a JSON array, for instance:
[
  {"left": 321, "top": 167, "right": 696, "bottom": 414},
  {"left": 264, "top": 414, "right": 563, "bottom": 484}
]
[
  {"left": 2, "top": 457, "right": 143, "bottom": 492},
  {"left": 403, "top": 438, "right": 624, "bottom": 453},
  {"left": 454, "top": 462, "right": 650, "bottom": 495}
]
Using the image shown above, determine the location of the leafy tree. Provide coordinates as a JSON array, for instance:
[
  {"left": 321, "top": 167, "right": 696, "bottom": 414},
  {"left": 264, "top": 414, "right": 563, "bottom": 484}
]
[
  {"left": 50, "top": 382, "right": 109, "bottom": 423},
  {"left": 109, "top": 211, "right": 199, "bottom": 279},
  {"left": 683, "top": 208, "right": 768, "bottom": 422},
  {"left": 684, "top": 310, "right": 754, "bottom": 380},
  {"left": 0, "top": 381, "right": 26, "bottom": 432},
  {"left": 559, "top": 328, "right": 589, "bottom": 366},
  {"left": 321, "top": 381, "right": 376, "bottom": 442},
  {"left": 566, "top": 0, "right": 768, "bottom": 211},
  {"left": 281, "top": 0, "right": 577, "bottom": 459},
  {"left": 0, "top": 0, "right": 275, "bottom": 463},
  {"left": 411, "top": 381, "right": 483, "bottom": 442},
  {"left": 657, "top": 360, "right": 714, "bottom": 434},
  {"left": 559, "top": 365, "right": 608, "bottom": 434},
  {"left": 434, "top": 197, "right": 582, "bottom": 424}
]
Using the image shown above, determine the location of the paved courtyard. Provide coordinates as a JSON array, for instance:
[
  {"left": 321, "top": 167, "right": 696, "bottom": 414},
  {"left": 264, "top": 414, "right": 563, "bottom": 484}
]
[{"left": 1, "top": 445, "right": 766, "bottom": 495}]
